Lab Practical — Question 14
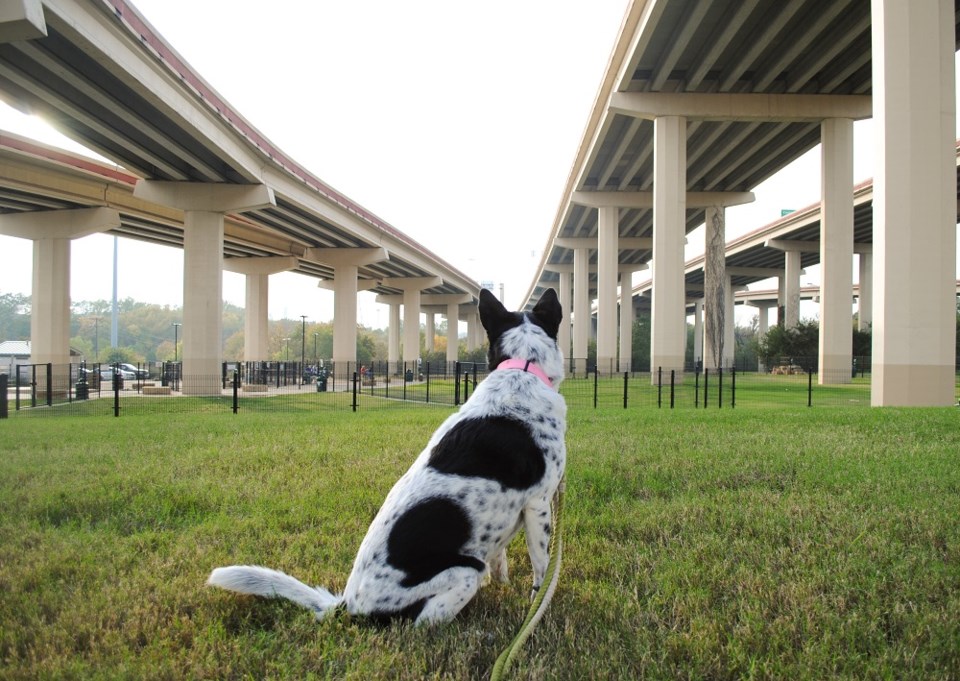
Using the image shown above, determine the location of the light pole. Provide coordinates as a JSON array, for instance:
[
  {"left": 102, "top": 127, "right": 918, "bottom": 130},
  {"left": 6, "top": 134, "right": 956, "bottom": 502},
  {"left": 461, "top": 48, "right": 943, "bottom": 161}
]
[
  {"left": 172, "top": 323, "right": 181, "bottom": 362},
  {"left": 300, "top": 315, "right": 307, "bottom": 385},
  {"left": 92, "top": 316, "right": 101, "bottom": 363}
]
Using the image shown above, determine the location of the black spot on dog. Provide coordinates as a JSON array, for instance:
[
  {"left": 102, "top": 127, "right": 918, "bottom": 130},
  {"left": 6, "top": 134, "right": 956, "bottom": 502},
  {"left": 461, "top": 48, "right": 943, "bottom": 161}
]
[
  {"left": 368, "top": 597, "right": 427, "bottom": 626},
  {"left": 428, "top": 417, "right": 546, "bottom": 490},
  {"left": 387, "top": 498, "right": 484, "bottom": 588}
]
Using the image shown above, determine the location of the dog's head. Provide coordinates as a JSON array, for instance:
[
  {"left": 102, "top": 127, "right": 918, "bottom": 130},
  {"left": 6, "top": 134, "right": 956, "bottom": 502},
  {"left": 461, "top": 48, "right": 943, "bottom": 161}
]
[{"left": 478, "top": 288, "right": 564, "bottom": 387}]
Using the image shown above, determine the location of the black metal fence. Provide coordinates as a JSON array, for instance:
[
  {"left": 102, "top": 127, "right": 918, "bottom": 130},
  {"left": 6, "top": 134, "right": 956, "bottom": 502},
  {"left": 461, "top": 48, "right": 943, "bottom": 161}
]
[{"left": 2, "top": 358, "right": 958, "bottom": 418}]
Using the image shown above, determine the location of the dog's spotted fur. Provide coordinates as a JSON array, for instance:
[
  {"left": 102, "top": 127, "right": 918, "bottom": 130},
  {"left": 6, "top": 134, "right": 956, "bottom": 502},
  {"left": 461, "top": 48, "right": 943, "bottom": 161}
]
[{"left": 208, "top": 288, "right": 566, "bottom": 625}]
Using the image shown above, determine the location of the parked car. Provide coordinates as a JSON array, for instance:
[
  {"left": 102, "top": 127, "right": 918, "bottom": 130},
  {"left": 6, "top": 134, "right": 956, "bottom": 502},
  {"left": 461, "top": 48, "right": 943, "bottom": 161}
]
[
  {"left": 101, "top": 366, "right": 135, "bottom": 381},
  {"left": 119, "top": 363, "right": 149, "bottom": 379}
]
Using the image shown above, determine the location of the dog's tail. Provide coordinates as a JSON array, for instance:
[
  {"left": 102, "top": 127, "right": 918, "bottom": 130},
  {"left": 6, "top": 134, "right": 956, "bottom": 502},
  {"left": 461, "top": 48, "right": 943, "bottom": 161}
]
[{"left": 207, "top": 565, "right": 342, "bottom": 620}]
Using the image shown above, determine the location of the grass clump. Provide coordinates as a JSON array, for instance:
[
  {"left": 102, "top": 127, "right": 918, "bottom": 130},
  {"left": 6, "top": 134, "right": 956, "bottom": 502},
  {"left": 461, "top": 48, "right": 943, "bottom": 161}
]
[{"left": 1, "top": 407, "right": 958, "bottom": 679}]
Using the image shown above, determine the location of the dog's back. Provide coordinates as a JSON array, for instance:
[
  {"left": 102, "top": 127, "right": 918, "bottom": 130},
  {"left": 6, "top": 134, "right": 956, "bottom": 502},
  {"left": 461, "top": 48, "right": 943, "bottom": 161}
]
[{"left": 208, "top": 288, "right": 566, "bottom": 626}]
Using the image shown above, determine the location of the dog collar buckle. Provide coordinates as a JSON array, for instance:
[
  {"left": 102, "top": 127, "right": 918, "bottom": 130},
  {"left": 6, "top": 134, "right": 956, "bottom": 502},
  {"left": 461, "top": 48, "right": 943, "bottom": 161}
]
[{"left": 495, "top": 358, "right": 555, "bottom": 390}]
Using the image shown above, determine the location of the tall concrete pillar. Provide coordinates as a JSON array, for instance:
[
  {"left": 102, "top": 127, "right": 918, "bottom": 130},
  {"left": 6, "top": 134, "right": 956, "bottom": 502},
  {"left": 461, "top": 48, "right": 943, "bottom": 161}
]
[
  {"left": 572, "top": 248, "right": 590, "bottom": 374},
  {"left": 872, "top": 0, "right": 956, "bottom": 405},
  {"left": 858, "top": 252, "right": 873, "bottom": 331},
  {"left": 783, "top": 250, "right": 802, "bottom": 329},
  {"left": 424, "top": 313, "right": 435, "bottom": 352},
  {"left": 306, "top": 248, "right": 387, "bottom": 365},
  {"left": 223, "top": 256, "right": 298, "bottom": 361},
  {"left": 382, "top": 276, "right": 442, "bottom": 365},
  {"left": 596, "top": 206, "right": 619, "bottom": 373},
  {"left": 558, "top": 271, "right": 572, "bottom": 367},
  {"left": 693, "top": 299, "right": 703, "bottom": 366},
  {"left": 819, "top": 118, "right": 855, "bottom": 384},
  {"left": 618, "top": 271, "right": 634, "bottom": 372},
  {"left": 133, "top": 180, "right": 275, "bottom": 395},
  {"left": 446, "top": 303, "right": 459, "bottom": 364},
  {"left": 703, "top": 205, "right": 726, "bottom": 370},
  {"left": 0, "top": 207, "right": 120, "bottom": 366},
  {"left": 651, "top": 115, "right": 687, "bottom": 375},
  {"left": 724, "top": 276, "right": 735, "bottom": 368},
  {"left": 388, "top": 302, "right": 401, "bottom": 366},
  {"left": 466, "top": 311, "right": 480, "bottom": 352}
]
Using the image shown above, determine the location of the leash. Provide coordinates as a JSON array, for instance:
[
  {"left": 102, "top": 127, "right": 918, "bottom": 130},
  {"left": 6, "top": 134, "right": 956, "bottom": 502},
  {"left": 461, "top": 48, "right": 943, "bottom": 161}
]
[{"left": 490, "top": 478, "right": 565, "bottom": 680}]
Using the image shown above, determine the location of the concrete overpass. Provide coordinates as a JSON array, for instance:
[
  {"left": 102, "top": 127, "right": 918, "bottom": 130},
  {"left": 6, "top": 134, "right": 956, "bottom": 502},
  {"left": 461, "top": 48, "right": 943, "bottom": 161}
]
[
  {"left": 522, "top": 0, "right": 959, "bottom": 406},
  {"left": 0, "top": 0, "right": 480, "bottom": 393}
]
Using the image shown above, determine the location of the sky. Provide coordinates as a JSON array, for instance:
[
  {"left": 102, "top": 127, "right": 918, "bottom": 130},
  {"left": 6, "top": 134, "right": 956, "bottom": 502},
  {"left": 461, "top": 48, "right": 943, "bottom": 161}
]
[{"left": 0, "top": 0, "right": 957, "bottom": 330}]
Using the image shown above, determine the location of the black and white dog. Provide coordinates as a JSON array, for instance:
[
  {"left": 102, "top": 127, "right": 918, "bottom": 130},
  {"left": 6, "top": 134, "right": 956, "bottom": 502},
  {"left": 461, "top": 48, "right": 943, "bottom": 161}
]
[{"left": 208, "top": 288, "right": 566, "bottom": 625}]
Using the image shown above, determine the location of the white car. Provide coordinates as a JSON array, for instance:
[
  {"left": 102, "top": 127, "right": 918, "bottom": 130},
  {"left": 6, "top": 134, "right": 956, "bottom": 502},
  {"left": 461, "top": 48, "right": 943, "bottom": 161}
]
[{"left": 100, "top": 366, "right": 136, "bottom": 381}]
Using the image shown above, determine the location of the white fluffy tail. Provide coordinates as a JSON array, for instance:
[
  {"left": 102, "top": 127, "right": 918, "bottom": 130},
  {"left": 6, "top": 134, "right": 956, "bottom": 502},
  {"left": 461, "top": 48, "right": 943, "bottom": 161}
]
[{"left": 207, "top": 565, "right": 342, "bottom": 620}]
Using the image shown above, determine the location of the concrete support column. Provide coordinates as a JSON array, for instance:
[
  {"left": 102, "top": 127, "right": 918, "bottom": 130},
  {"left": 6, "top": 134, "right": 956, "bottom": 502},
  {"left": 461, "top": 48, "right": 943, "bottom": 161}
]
[
  {"left": 703, "top": 205, "right": 726, "bottom": 370},
  {"left": 381, "top": 277, "right": 442, "bottom": 366},
  {"left": 466, "top": 312, "right": 480, "bottom": 352},
  {"left": 819, "top": 117, "right": 855, "bottom": 384},
  {"left": 572, "top": 248, "right": 590, "bottom": 374},
  {"left": 223, "top": 256, "right": 297, "bottom": 361},
  {"left": 133, "top": 180, "right": 275, "bottom": 395},
  {"left": 783, "top": 250, "right": 802, "bottom": 329},
  {"left": 858, "top": 252, "right": 873, "bottom": 331},
  {"left": 558, "top": 271, "right": 572, "bottom": 368},
  {"left": 30, "top": 238, "right": 71, "bottom": 366},
  {"left": 596, "top": 206, "right": 619, "bottom": 373},
  {"left": 872, "top": 0, "right": 957, "bottom": 405},
  {"left": 425, "top": 313, "right": 435, "bottom": 352},
  {"left": 446, "top": 303, "right": 459, "bottom": 364},
  {"left": 724, "top": 276, "right": 735, "bottom": 368},
  {"left": 306, "top": 248, "right": 388, "bottom": 366},
  {"left": 0, "top": 207, "right": 120, "bottom": 365},
  {"left": 651, "top": 115, "right": 687, "bottom": 376},
  {"left": 388, "top": 303, "right": 401, "bottom": 366},
  {"left": 693, "top": 300, "right": 703, "bottom": 367},
  {"left": 618, "top": 272, "right": 634, "bottom": 372},
  {"left": 181, "top": 210, "right": 224, "bottom": 390}
]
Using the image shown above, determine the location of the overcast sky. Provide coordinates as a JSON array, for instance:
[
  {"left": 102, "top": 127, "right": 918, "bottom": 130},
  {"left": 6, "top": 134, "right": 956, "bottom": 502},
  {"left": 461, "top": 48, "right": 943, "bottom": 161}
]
[{"left": 0, "top": 1, "right": 957, "bottom": 328}]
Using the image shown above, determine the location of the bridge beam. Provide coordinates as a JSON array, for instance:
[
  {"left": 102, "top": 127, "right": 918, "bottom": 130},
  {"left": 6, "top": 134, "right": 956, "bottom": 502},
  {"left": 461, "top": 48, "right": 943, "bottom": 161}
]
[{"left": 609, "top": 92, "right": 872, "bottom": 122}]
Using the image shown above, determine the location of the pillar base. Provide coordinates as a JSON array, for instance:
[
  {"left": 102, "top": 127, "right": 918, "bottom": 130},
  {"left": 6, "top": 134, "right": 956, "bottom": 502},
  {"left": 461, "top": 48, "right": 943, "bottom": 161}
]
[{"left": 872, "top": 364, "right": 956, "bottom": 406}]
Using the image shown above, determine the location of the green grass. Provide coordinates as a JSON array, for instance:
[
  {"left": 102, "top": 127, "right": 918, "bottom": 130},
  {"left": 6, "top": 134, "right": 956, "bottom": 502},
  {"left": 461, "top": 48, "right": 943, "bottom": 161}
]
[{"left": 1, "top": 407, "right": 959, "bottom": 679}]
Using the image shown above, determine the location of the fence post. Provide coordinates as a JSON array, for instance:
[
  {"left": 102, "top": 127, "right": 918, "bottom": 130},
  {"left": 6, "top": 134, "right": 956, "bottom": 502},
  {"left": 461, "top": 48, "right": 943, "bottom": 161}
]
[
  {"left": 695, "top": 368, "right": 700, "bottom": 408},
  {"left": 593, "top": 366, "right": 598, "bottom": 409},
  {"left": 0, "top": 373, "right": 7, "bottom": 419},
  {"left": 232, "top": 371, "right": 239, "bottom": 414},
  {"left": 454, "top": 361, "right": 461, "bottom": 406},
  {"left": 46, "top": 363, "right": 53, "bottom": 407},
  {"left": 731, "top": 366, "right": 736, "bottom": 408},
  {"left": 403, "top": 362, "right": 408, "bottom": 401},
  {"left": 623, "top": 372, "right": 628, "bottom": 410},
  {"left": 113, "top": 373, "right": 120, "bottom": 417},
  {"left": 657, "top": 367, "right": 662, "bottom": 408},
  {"left": 425, "top": 361, "right": 431, "bottom": 403},
  {"left": 808, "top": 369, "right": 813, "bottom": 407},
  {"left": 703, "top": 368, "right": 709, "bottom": 409},
  {"left": 352, "top": 371, "right": 358, "bottom": 412},
  {"left": 718, "top": 367, "right": 723, "bottom": 409},
  {"left": 670, "top": 369, "right": 675, "bottom": 409}
]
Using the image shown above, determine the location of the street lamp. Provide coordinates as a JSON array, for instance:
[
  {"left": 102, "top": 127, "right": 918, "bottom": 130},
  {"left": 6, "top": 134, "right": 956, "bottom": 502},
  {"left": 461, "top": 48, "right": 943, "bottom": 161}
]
[
  {"left": 172, "top": 323, "right": 181, "bottom": 362},
  {"left": 300, "top": 315, "right": 307, "bottom": 385}
]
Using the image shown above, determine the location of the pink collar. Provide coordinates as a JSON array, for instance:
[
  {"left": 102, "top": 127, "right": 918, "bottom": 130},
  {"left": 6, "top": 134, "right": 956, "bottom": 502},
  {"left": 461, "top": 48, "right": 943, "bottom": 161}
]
[{"left": 496, "top": 358, "right": 555, "bottom": 390}]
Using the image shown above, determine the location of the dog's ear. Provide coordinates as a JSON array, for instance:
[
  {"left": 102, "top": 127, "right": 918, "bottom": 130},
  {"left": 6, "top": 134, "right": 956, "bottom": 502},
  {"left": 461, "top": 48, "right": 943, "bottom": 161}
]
[
  {"left": 478, "top": 288, "right": 515, "bottom": 342},
  {"left": 530, "top": 288, "right": 562, "bottom": 339}
]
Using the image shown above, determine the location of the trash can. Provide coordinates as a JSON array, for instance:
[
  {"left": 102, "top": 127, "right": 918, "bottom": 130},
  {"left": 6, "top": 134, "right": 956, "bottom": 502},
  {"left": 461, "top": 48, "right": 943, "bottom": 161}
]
[
  {"left": 75, "top": 379, "right": 89, "bottom": 400},
  {"left": 404, "top": 369, "right": 413, "bottom": 382},
  {"left": 316, "top": 370, "right": 328, "bottom": 392}
]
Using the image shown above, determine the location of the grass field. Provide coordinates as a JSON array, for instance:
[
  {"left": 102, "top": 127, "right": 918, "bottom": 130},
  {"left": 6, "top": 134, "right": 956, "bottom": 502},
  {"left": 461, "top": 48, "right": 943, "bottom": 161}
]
[{"left": 1, "top": 407, "right": 959, "bottom": 679}]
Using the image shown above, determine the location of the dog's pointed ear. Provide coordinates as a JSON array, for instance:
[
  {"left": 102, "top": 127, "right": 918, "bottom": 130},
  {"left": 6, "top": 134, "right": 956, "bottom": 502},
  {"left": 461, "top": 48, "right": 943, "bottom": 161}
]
[
  {"left": 531, "top": 288, "right": 562, "bottom": 339},
  {"left": 478, "top": 288, "right": 514, "bottom": 342}
]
